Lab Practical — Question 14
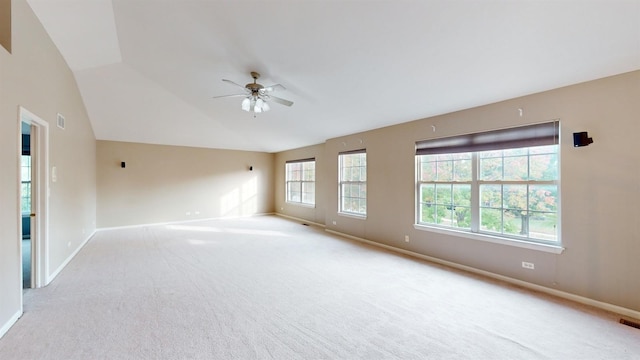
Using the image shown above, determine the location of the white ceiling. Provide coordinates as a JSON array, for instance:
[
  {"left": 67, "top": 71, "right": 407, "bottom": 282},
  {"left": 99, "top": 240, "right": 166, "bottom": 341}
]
[{"left": 27, "top": 0, "right": 640, "bottom": 153}]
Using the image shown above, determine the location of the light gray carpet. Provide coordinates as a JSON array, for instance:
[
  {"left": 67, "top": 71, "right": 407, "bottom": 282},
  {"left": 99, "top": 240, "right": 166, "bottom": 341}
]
[
  {"left": 1, "top": 216, "right": 639, "bottom": 359},
  {"left": 22, "top": 238, "right": 31, "bottom": 289}
]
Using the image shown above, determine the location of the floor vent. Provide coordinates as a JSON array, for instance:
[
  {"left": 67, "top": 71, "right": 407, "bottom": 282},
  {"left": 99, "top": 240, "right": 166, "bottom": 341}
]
[{"left": 620, "top": 318, "right": 640, "bottom": 330}]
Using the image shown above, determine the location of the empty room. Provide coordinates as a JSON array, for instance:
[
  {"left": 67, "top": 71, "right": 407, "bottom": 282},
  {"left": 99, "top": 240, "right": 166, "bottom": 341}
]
[{"left": 1, "top": 0, "right": 640, "bottom": 358}]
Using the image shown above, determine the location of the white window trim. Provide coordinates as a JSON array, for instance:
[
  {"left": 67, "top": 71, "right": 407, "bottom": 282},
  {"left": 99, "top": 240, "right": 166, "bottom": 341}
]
[
  {"left": 416, "top": 152, "right": 560, "bottom": 242},
  {"left": 338, "top": 150, "right": 367, "bottom": 217},
  {"left": 415, "top": 151, "right": 561, "bottom": 249},
  {"left": 285, "top": 160, "right": 316, "bottom": 207}
]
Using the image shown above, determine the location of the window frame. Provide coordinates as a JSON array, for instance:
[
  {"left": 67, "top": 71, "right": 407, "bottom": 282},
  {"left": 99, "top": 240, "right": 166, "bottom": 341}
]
[
  {"left": 338, "top": 150, "right": 367, "bottom": 217},
  {"left": 285, "top": 158, "right": 316, "bottom": 207},
  {"left": 414, "top": 122, "right": 563, "bottom": 253}
]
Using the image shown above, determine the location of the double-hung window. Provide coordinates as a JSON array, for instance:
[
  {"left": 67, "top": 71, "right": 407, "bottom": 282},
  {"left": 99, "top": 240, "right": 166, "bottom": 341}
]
[
  {"left": 339, "top": 150, "right": 367, "bottom": 216},
  {"left": 416, "top": 121, "right": 560, "bottom": 245},
  {"left": 285, "top": 158, "right": 316, "bottom": 206}
]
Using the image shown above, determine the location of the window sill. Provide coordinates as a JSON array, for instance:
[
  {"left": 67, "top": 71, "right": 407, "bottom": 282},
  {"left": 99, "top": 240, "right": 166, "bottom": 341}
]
[
  {"left": 338, "top": 212, "right": 367, "bottom": 220},
  {"left": 413, "top": 224, "right": 564, "bottom": 254},
  {"left": 285, "top": 202, "right": 316, "bottom": 209}
]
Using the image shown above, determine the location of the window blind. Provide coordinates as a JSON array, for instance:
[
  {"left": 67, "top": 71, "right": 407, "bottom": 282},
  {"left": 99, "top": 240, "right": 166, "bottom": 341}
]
[
  {"left": 416, "top": 121, "right": 559, "bottom": 155},
  {"left": 285, "top": 158, "right": 315, "bottom": 164},
  {"left": 339, "top": 148, "right": 366, "bottom": 155}
]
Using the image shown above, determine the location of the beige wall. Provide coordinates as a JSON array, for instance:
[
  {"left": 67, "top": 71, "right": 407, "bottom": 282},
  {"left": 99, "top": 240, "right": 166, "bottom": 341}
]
[
  {"left": 276, "top": 70, "right": 640, "bottom": 313},
  {"left": 0, "top": 0, "right": 96, "bottom": 334},
  {"left": 97, "top": 141, "right": 275, "bottom": 228},
  {"left": 1, "top": 0, "right": 638, "bottom": 337}
]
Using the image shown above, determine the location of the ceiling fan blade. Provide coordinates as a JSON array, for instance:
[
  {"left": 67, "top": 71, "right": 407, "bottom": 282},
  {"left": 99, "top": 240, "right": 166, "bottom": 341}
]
[
  {"left": 212, "top": 94, "right": 247, "bottom": 99},
  {"left": 262, "top": 84, "right": 286, "bottom": 92},
  {"left": 222, "top": 79, "right": 249, "bottom": 91},
  {"left": 269, "top": 95, "right": 294, "bottom": 107}
]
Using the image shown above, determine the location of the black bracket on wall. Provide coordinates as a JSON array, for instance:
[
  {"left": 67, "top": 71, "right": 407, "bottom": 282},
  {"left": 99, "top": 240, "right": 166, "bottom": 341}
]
[{"left": 573, "top": 132, "right": 593, "bottom": 147}]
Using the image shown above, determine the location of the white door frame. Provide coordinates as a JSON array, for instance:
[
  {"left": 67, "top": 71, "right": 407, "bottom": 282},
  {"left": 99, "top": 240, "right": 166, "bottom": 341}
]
[{"left": 18, "top": 107, "right": 49, "bottom": 294}]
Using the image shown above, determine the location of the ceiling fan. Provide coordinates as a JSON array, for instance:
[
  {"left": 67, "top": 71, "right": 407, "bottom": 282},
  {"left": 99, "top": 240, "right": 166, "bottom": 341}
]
[{"left": 213, "top": 71, "right": 293, "bottom": 113}]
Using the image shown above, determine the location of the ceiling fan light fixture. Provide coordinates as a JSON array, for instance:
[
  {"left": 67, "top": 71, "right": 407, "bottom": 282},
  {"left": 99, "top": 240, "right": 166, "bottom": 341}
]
[
  {"left": 241, "top": 97, "right": 251, "bottom": 111},
  {"left": 217, "top": 72, "right": 292, "bottom": 114}
]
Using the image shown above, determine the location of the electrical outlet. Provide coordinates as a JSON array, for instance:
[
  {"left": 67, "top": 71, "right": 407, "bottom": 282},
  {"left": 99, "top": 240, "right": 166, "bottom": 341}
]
[
  {"left": 522, "top": 261, "right": 535, "bottom": 270},
  {"left": 332, "top": 221, "right": 337, "bottom": 225},
  {"left": 186, "top": 212, "right": 191, "bottom": 216},
  {"left": 404, "top": 235, "right": 410, "bottom": 242}
]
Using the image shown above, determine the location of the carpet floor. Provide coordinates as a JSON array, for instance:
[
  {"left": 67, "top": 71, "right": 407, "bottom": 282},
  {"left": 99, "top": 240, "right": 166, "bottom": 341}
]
[
  {"left": 22, "top": 238, "right": 31, "bottom": 289},
  {"left": 1, "top": 216, "right": 639, "bottom": 359}
]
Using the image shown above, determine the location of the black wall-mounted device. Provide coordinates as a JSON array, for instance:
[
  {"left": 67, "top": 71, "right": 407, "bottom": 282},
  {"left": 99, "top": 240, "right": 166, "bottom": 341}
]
[
  {"left": 121, "top": 161, "right": 126, "bottom": 168},
  {"left": 573, "top": 132, "right": 593, "bottom": 147},
  {"left": 249, "top": 166, "right": 253, "bottom": 171}
]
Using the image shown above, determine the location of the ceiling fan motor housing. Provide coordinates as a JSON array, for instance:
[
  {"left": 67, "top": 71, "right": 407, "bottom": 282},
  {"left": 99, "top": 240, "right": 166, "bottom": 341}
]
[
  {"left": 246, "top": 83, "right": 264, "bottom": 95},
  {"left": 247, "top": 72, "right": 264, "bottom": 96}
]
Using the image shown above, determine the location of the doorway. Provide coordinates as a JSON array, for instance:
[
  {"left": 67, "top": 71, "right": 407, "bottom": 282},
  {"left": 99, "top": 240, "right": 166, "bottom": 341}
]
[
  {"left": 18, "top": 107, "right": 49, "bottom": 291},
  {"left": 21, "top": 121, "right": 32, "bottom": 288}
]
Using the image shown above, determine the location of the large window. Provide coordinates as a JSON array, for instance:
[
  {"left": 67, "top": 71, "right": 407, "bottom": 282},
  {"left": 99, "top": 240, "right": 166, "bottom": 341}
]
[
  {"left": 416, "top": 121, "right": 559, "bottom": 244},
  {"left": 339, "top": 150, "right": 367, "bottom": 216},
  {"left": 286, "top": 159, "right": 316, "bottom": 206}
]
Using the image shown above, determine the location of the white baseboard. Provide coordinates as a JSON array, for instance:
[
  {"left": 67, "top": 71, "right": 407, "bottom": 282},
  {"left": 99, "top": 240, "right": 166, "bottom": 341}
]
[
  {"left": 47, "top": 229, "right": 96, "bottom": 285},
  {"left": 0, "top": 310, "right": 21, "bottom": 340},
  {"left": 325, "top": 229, "right": 640, "bottom": 321},
  {"left": 276, "top": 213, "right": 326, "bottom": 228}
]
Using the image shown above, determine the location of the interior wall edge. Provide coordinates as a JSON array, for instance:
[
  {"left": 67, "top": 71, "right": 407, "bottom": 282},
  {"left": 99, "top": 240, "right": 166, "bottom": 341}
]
[
  {"left": 325, "top": 229, "right": 640, "bottom": 321},
  {"left": 0, "top": 310, "right": 21, "bottom": 340}
]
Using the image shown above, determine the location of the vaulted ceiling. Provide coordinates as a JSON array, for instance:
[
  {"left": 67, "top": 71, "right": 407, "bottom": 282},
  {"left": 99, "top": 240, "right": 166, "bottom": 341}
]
[{"left": 27, "top": 0, "right": 640, "bottom": 153}]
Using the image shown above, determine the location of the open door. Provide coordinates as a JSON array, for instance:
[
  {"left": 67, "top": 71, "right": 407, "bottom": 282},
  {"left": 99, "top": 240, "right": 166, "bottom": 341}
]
[{"left": 18, "top": 107, "right": 49, "bottom": 293}]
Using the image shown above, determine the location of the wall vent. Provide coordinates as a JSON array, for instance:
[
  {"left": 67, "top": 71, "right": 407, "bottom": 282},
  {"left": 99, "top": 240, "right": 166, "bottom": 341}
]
[
  {"left": 57, "top": 113, "right": 65, "bottom": 129},
  {"left": 620, "top": 318, "right": 640, "bottom": 330}
]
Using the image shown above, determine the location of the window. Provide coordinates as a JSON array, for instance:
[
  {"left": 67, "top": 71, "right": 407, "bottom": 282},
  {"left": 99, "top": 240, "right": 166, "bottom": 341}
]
[
  {"left": 286, "top": 159, "right": 315, "bottom": 206},
  {"left": 21, "top": 155, "right": 31, "bottom": 214},
  {"left": 339, "top": 150, "right": 367, "bottom": 216},
  {"left": 416, "top": 121, "right": 559, "bottom": 244}
]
